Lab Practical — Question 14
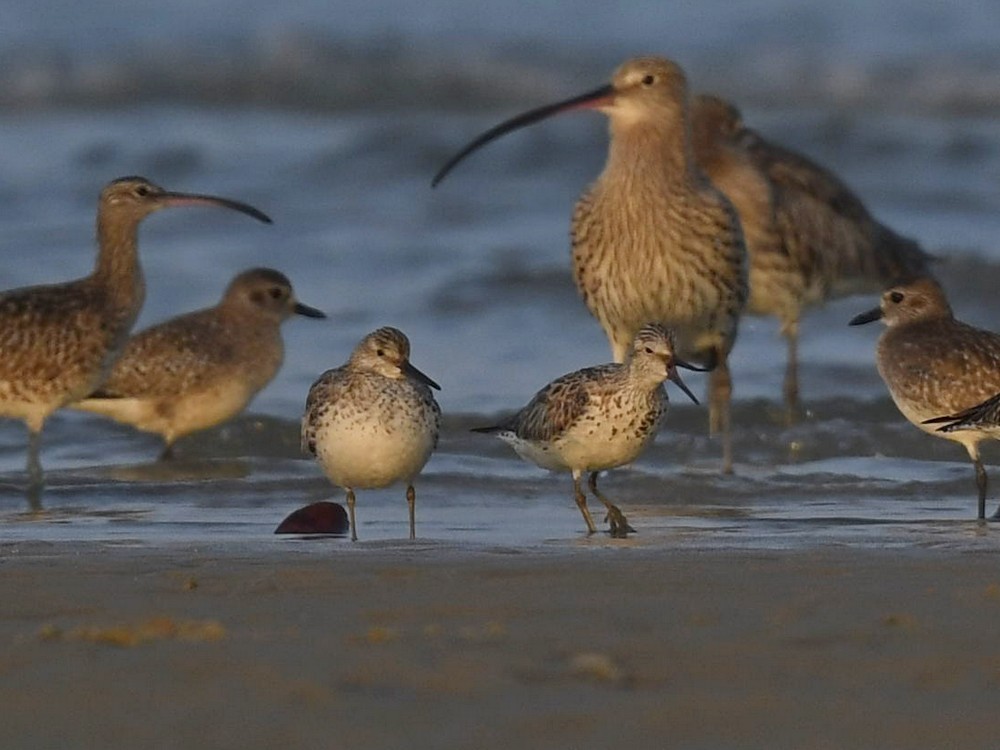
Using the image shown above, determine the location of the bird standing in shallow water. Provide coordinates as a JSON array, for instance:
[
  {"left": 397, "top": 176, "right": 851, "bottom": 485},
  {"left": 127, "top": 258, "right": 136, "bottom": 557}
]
[
  {"left": 473, "top": 323, "right": 701, "bottom": 537},
  {"left": 690, "top": 94, "right": 934, "bottom": 421},
  {"left": 850, "top": 277, "right": 1000, "bottom": 520},
  {"left": 72, "top": 267, "right": 325, "bottom": 458},
  {"left": 302, "top": 327, "right": 441, "bottom": 541},
  {"left": 0, "top": 176, "right": 271, "bottom": 504},
  {"left": 434, "top": 56, "right": 747, "bottom": 474}
]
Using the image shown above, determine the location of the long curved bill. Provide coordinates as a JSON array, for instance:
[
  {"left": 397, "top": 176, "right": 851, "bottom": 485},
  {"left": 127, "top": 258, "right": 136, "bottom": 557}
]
[
  {"left": 293, "top": 302, "right": 327, "bottom": 319},
  {"left": 432, "top": 84, "right": 614, "bottom": 187},
  {"left": 160, "top": 191, "right": 273, "bottom": 224},
  {"left": 669, "top": 366, "right": 700, "bottom": 405},
  {"left": 848, "top": 307, "right": 883, "bottom": 326},
  {"left": 404, "top": 360, "right": 441, "bottom": 391}
]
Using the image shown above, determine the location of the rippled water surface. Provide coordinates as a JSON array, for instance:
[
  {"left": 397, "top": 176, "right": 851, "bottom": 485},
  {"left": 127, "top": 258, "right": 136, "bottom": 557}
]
[{"left": 2, "top": 0, "right": 1000, "bottom": 551}]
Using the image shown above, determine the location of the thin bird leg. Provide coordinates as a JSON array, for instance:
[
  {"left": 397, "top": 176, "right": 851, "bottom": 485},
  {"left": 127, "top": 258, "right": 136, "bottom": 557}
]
[
  {"left": 346, "top": 488, "right": 358, "bottom": 542},
  {"left": 158, "top": 442, "right": 176, "bottom": 462},
  {"left": 572, "top": 471, "right": 598, "bottom": 535},
  {"left": 26, "top": 427, "right": 44, "bottom": 497},
  {"left": 974, "top": 458, "right": 988, "bottom": 522},
  {"left": 782, "top": 319, "right": 800, "bottom": 425},
  {"left": 708, "top": 354, "right": 734, "bottom": 474},
  {"left": 406, "top": 484, "right": 416, "bottom": 540},
  {"left": 589, "top": 471, "right": 635, "bottom": 538}
]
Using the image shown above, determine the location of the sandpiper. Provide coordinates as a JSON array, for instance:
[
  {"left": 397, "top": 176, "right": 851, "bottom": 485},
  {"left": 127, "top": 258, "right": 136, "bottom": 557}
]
[
  {"left": 301, "top": 327, "right": 441, "bottom": 541},
  {"left": 72, "top": 267, "right": 324, "bottom": 458},
  {"left": 434, "top": 56, "right": 747, "bottom": 474},
  {"left": 473, "top": 323, "right": 701, "bottom": 537},
  {"left": 691, "top": 94, "right": 933, "bottom": 419},
  {"left": 0, "top": 176, "right": 270, "bottom": 501},
  {"left": 850, "top": 277, "right": 1000, "bottom": 520}
]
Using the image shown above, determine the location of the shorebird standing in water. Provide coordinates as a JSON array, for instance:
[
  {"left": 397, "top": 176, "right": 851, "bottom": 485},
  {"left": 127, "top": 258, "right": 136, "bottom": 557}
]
[
  {"left": 850, "top": 277, "right": 1000, "bottom": 520},
  {"left": 473, "top": 324, "right": 701, "bottom": 537},
  {"left": 690, "top": 94, "right": 934, "bottom": 420},
  {"left": 434, "top": 56, "right": 748, "bottom": 474},
  {"left": 0, "top": 176, "right": 271, "bottom": 502},
  {"left": 72, "top": 267, "right": 325, "bottom": 458},
  {"left": 302, "top": 327, "right": 441, "bottom": 541}
]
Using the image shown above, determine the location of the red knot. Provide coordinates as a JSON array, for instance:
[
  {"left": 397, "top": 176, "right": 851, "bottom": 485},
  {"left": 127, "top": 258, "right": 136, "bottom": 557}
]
[
  {"left": 72, "top": 267, "right": 324, "bottom": 459},
  {"left": 850, "top": 277, "right": 1000, "bottom": 520},
  {"left": 301, "top": 327, "right": 441, "bottom": 541}
]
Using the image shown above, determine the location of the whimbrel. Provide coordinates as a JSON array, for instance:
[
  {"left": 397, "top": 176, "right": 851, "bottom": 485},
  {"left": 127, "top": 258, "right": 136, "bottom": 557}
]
[
  {"left": 691, "top": 94, "right": 933, "bottom": 419},
  {"left": 0, "top": 176, "right": 271, "bottom": 500},
  {"left": 301, "top": 327, "right": 441, "bottom": 541},
  {"left": 434, "top": 56, "right": 748, "bottom": 473},
  {"left": 72, "top": 267, "right": 324, "bottom": 458},
  {"left": 850, "top": 277, "right": 1000, "bottom": 520},
  {"left": 473, "top": 323, "right": 700, "bottom": 537}
]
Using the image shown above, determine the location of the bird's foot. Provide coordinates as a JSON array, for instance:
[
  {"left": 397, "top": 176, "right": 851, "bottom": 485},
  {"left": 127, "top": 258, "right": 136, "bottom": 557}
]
[{"left": 603, "top": 507, "right": 636, "bottom": 538}]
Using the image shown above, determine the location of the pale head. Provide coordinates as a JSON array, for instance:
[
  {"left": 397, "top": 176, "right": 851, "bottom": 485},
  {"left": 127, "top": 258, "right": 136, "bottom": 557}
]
[
  {"left": 223, "top": 267, "right": 326, "bottom": 322},
  {"left": 349, "top": 327, "right": 440, "bottom": 390},
  {"left": 98, "top": 176, "right": 272, "bottom": 225},
  {"left": 849, "top": 277, "right": 952, "bottom": 328},
  {"left": 603, "top": 56, "right": 690, "bottom": 126},
  {"left": 628, "top": 323, "right": 700, "bottom": 404}
]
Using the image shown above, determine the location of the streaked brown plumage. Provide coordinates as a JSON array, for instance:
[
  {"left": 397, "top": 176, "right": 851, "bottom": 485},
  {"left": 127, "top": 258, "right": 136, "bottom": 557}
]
[
  {"left": 0, "top": 176, "right": 270, "bottom": 501},
  {"left": 302, "top": 327, "right": 441, "bottom": 542},
  {"left": 691, "top": 94, "right": 934, "bottom": 418},
  {"left": 849, "top": 277, "right": 1000, "bottom": 520},
  {"left": 72, "top": 267, "right": 324, "bottom": 457},
  {"left": 472, "top": 323, "right": 700, "bottom": 537},
  {"left": 434, "top": 56, "right": 747, "bottom": 474}
]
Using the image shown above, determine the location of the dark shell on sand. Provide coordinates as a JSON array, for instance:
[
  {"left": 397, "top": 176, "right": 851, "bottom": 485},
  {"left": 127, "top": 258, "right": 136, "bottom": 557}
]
[{"left": 275, "top": 501, "right": 349, "bottom": 535}]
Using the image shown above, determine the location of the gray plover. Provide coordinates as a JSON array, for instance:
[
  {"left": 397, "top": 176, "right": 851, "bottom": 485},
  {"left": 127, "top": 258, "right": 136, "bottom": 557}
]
[
  {"left": 473, "top": 323, "right": 700, "bottom": 537},
  {"left": 301, "top": 327, "right": 441, "bottom": 541},
  {"left": 850, "top": 277, "right": 1000, "bottom": 520},
  {"left": 72, "top": 267, "right": 324, "bottom": 458},
  {"left": 434, "top": 56, "right": 747, "bottom": 474},
  {"left": 691, "top": 94, "right": 933, "bottom": 419},
  {"left": 0, "top": 176, "right": 270, "bottom": 500}
]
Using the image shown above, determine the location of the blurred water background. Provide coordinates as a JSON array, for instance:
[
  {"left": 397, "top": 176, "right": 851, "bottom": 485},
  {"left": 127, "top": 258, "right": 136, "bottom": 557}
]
[{"left": 2, "top": 0, "right": 1000, "bottom": 549}]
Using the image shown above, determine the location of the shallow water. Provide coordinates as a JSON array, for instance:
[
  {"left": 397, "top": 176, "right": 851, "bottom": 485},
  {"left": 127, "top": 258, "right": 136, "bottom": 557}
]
[{"left": 2, "top": 1, "right": 1000, "bottom": 551}]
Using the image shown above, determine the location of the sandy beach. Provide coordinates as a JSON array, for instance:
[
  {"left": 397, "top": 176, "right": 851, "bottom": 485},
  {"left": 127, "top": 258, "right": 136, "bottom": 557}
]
[{"left": 2, "top": 540, "right": 998, "bottom": 749}]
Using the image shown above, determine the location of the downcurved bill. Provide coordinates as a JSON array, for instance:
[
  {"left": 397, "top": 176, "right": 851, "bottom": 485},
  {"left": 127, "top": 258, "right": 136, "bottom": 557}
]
[
  {"left": 431, "top": 84, "right": 615, "bottom": 187},
  {"left": 404, "top": 360, "right": 441, "bottom": 391},
  {"left": 159, "top": 191, "right": 273, "bottom": 224},
  {"left": 669, "top": 366, "right": 700, "bottom": 405}
]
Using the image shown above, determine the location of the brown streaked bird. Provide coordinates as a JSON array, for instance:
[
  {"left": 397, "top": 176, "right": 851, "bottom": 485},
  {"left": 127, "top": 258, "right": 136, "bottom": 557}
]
[
  {"left": 849, "top": 277, "right": 1000, "bottom": 520},
  {"left": 71, "top": 267, "right": 324, "bottom": 459},
  {"left": 302, "top": 327, "right": 441, "bottom": 542},
  {"left": 691, "top": 94, "right": 934, "bottom": 419},
  {"left": 433, "top": 56, "right": 748, "bottom": 474},
  {"left": 472, "top": 323, "right": 702, "bottom": 537},
  {"left": 0, "top": 176, "right": 271, "bottom": 501}
]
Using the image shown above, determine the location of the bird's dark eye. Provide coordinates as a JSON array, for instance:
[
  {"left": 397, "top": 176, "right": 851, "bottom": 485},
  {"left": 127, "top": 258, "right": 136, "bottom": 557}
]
[
  {"left": 269, "top": 287, "right": 283, "bottom": 300},
  {"left": 376, "top": 349, "right": 384, "bottom": 357},
  {"left": 644, "top": 346, "right": 654, "bottom": 354},
  {"left": 135, "top": 185, "right": 149, "bottom": 197},
  {"left": 889, "top": 291, "right": 904, "bottom": 303},
  {"left": 641, "top": 74, "right": 656, "bottom": 86}
]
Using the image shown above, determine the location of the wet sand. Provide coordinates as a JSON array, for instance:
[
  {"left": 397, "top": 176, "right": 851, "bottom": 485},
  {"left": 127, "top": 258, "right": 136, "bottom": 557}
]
[{"left": 2, "top": 540, "right": 998, "bottom": 749}]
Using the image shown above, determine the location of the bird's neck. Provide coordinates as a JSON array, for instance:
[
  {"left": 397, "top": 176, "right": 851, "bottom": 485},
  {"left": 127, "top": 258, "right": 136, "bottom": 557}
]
[
  {"left": 91, "top": 214, "right": 146, "bottom": 314},
  {"left": 605, "top": 117, "right": 697, "bottom": 189}
]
